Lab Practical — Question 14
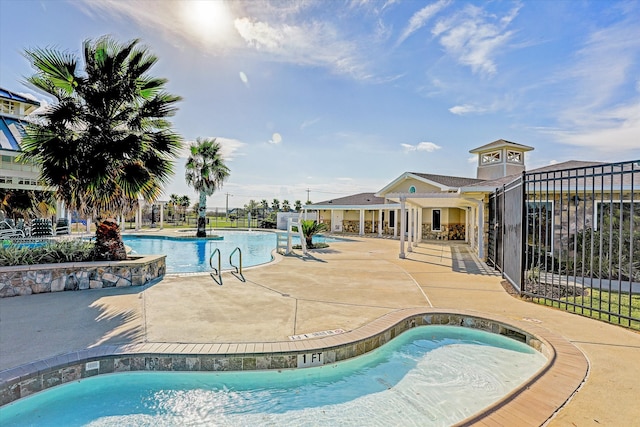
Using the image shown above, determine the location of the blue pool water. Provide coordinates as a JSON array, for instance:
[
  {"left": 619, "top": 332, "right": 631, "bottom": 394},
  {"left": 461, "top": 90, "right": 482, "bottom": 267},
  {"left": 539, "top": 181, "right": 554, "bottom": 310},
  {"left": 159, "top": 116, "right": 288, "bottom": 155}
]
[
  {"left": 122, "top": 231, "right": 341, "bottom": 274},
  {"left": 0, "top": 326, "right": 546, "bottom": 426}
]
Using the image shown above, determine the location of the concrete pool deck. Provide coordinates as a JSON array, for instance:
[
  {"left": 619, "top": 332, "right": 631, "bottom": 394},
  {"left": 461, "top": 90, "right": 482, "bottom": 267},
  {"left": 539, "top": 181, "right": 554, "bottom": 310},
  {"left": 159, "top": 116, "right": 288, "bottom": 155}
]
[{"left": 1, "top": 236, "right": 639, "bottom": 425}]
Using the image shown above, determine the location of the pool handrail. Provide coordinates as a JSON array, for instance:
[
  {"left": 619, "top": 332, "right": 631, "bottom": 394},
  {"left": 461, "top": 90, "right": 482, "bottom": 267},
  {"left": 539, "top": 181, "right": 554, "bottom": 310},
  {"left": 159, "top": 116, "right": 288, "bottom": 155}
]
[
  {"left": 230, "top": 247, "right": 245, "bottom": 282},
  {"left": 209, "top": 248, "right": 222, "bottom": 285}
]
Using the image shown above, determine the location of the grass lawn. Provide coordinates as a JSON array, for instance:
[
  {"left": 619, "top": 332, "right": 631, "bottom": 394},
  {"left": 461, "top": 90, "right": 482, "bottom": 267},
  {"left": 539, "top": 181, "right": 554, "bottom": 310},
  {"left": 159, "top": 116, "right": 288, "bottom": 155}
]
[{"left": 535, "top": 290, "right": 640, "bottom": 331}]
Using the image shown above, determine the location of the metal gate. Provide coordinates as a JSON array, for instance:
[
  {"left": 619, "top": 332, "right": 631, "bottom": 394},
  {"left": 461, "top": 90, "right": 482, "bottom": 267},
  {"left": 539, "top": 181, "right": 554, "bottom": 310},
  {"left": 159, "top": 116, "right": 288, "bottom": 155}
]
[{"left": 488, "top": 174, "right": 525, "bottom": 291}]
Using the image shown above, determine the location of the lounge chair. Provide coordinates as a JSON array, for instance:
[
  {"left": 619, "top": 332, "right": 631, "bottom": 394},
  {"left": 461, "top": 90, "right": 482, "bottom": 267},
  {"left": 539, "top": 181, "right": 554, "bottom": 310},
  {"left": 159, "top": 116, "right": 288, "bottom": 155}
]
[
  {"left": 0, "top": 220, "right": 26, "bottom": 239},
  {"left": 31, "top": 218, "right": 53, "bottom": 237}
]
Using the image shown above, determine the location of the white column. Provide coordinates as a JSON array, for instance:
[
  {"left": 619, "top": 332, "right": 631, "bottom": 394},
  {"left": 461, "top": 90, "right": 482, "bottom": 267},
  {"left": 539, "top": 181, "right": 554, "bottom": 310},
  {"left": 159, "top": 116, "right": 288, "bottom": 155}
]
[
  {"left": 394, "top": 208, "right": 399, "bottom": 237},
  {"left": 407, "top": 205, "right": 413, "bottom": 252},
  {"left": 136, "top": 203, "right": 142, "bottom": 230},
  {"left": 86, "top": 217, "right": 91, "bottom": 234},
  {"left": 359, "top": 209, "right": 364, "bottom": 235},
  {"left": 399, "top": 197, "right": 406, "bottom": 258},
  {"left": 411, "top": 207, "right": 417, "bottom": 247},
  {"left": 465, "top": 207, "right": 470, "bottom": 243},
  {"left": 378, "top": 209, "right": 383, "bottom": 237},
  {"left": 160, "top": 203, "right": 164, "bottom": 229},
  {"left": 371, "top": 210, "right": 375, "bottom": 235},
  {"left": 477, "top": 200, "right": 485, "bottom": 259},
  {"left": 330, "top": 209, "right": 334, "bottom": 231},
  {"left": 417, "top": 207, "right": 423, "bottom": 242}
]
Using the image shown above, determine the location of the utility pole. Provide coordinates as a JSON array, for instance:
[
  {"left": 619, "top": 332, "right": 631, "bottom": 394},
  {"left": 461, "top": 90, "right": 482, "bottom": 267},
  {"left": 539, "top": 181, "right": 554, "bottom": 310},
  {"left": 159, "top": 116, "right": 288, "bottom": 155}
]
[
  {"left": 225, "top": 193, "right": 233, "bottom": 221},
  {"left": 306, "top": 188, "right": 311, "bottom": 204}
]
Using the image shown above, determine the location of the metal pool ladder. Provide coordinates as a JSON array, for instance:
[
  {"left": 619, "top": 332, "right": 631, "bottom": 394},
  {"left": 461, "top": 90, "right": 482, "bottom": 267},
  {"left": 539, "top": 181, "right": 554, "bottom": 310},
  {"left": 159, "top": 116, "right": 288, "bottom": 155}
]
[
  {"left": 209, "top": 248, "right": 222, "bottom": 285},
  {"left": 229, "top": 247, "right": 245, "bottom": 282}
]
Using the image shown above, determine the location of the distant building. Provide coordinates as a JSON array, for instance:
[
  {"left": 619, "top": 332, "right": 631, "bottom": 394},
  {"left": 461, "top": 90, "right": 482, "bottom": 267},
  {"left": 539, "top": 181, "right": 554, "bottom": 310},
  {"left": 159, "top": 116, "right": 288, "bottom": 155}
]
[
  {"left": 306, "top": 139, "right": 639, "bottom": 260},
  {"left": 0, "top": 87, "right": 42, "bottom": 191}
]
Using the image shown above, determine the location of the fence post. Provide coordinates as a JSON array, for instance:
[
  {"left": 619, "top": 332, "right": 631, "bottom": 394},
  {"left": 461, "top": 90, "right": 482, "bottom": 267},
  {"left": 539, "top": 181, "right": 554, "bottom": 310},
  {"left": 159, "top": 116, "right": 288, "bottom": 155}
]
[{"left": 520, "top": 171, "right": 527, "bottom": 295}]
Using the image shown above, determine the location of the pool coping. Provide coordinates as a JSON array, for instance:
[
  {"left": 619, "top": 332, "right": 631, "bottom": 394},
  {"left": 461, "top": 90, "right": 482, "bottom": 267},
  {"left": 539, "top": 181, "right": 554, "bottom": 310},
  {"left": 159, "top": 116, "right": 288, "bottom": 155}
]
[{"left": 0, "top": 307, "right": 587, "bottom": 425}]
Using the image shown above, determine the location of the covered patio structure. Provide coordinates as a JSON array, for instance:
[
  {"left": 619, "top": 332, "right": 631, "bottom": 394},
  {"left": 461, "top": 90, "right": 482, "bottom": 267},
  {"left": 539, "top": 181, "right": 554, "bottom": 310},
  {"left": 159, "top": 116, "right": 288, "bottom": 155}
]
[{"left": 381, "top": 192, "right": 485, "bottom": 259}]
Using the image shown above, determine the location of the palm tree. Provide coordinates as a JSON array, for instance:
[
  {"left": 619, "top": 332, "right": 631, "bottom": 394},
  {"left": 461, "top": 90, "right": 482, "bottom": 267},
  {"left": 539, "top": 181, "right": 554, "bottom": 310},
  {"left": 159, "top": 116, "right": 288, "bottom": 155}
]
[
  {"left": 294, "top": 200, "right": 302, "bottom": 212},
  {"left": 272, "top": 199, "right": 280, "bottom": 212},
  {"left": 282, "top": 200, "right": 290, "bottom": 212},
  {"left": 185, "top": 138, "right": 230, "bottom": 237},
  {"left": 245, "top": 199, "right": 259, "bottom": 227},
  {"left": 168, "top": 194, "right": 180, "bottom": 223},
  {"left": 300, "top": 220, "right": 328, "bottom": 248},
  {"left": 179, "top": 195, "right": 190, "bottom": 224},
  {"left": 19, "top": 36, "right": 182, "bottom": 259}
]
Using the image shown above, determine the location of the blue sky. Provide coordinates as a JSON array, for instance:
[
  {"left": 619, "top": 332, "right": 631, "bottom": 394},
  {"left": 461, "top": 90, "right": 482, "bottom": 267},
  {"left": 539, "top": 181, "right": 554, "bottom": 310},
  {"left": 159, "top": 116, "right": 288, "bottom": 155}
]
[{"left": 1, "top": 0, "right": 639, "bottom": 208}]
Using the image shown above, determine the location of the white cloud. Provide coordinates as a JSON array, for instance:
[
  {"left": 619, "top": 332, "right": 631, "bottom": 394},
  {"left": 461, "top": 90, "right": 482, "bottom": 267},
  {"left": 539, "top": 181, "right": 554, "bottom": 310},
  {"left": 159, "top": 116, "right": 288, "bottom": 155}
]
[
  {"left": 17, "top": 92, "right": 39, "bottom": 102},
  {"left": 401, "top": 142, "right": 442, "bottom": 152},
  {"left": 239, "top": 71, "right": 250, "bottom": 88},
  {"left": 549, "top": 18, "right": 640, "bottom": 153},
  {"left": 397, "top": 0, "right": 451, "bottom": 45},
  {"left": 300, "top": 117, "right": 321, "bottom": 130},
  {"left": 75, "top": 1, "right": 368, "bottom": 78},
  {"left": 467, "top": 155, "right": 476, "bottom": 164},
  {"left": 234, "top": 17, "right": 369, "bottom": 79},
  {"left": 76, "top": 0, "right": 244, "bottom": 53},
  {"left": 432, "top": 4, "right": 520, "bottom": 76},
  {"left": 179, "top": 137, "right": 246, "bottom": 160},
  {"left": 549, "top": 101, "right": 640, "bottom": 152},
  {"left": 449, "top": 104, "right": 487, "bottom": 115}
]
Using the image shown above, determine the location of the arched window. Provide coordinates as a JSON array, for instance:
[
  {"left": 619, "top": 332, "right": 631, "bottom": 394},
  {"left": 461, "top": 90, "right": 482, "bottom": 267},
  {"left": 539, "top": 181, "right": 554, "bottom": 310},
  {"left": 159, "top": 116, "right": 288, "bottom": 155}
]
[{"left": 409, "top": 185, "right": 416, "bottom": 193}]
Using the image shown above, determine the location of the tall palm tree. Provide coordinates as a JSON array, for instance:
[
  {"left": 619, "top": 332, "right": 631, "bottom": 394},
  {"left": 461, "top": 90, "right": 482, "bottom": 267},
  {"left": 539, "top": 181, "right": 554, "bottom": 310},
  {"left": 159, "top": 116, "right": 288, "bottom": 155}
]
[
  {"left": 185, "top": 138, "right": 230, "bottom": 237},
  {"left": 282, "top": 200, "right": 291, "bottom": 212},
  {"left": 272, "top": 199, "right": 280, "bottom": 212},
  {"left": 168, "top": 193, "right": 180, "bottom": 223},
  {"left": 179, "top": 195, "right": 190, "bottom": 224},
  {"left": 19, "top": 36, "right": 182, "bottom": 260},
  {"left": 245, "top": 199, "right": 259, "bottom": 227}
]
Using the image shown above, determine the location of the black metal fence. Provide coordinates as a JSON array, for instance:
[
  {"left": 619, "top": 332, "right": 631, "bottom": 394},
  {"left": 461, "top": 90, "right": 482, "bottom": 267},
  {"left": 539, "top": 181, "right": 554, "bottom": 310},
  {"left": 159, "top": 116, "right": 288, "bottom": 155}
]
[{"left": 489, "top": 160, "right": 640, "bottom": 329}]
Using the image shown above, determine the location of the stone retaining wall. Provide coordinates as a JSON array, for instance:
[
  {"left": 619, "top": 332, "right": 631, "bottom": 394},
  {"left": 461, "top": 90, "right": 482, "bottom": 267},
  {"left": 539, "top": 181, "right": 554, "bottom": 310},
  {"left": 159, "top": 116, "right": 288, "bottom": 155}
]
[{"left": 0, "top": 255, "right": 165, "bottom": 298}]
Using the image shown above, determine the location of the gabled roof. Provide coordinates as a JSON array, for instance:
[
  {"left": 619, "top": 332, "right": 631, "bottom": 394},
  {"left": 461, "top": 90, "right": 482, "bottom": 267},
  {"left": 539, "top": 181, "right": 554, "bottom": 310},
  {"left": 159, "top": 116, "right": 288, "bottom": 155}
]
[
  {"left": 0, "top": 88, "right": 40, "bottom": 105},
  {"left": 376, "top": 171, "right": 483, "bottom": 196},
  {"left": 410, "top": 172, "right": 484, "bottom": 188},
  {"left": 312, "top": 192, "right": 385, "bottom": 206},
  {"left": 469, "top": 139, "right": 534, "bottom": 154},
  {"left": 527, "top": 160, "right": 605, "bottom": 174},
  {"left": 460, "top": 160, "right": 609, "bottom": 191}
]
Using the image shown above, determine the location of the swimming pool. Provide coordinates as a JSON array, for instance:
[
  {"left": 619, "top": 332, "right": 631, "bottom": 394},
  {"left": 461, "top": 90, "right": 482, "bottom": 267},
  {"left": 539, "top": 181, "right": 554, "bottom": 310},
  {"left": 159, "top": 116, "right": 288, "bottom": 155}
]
[
  {"left": 122, "top": 231, "right": 341, "bottom": 274},
  {"left": 0, "top": 326, "right": 546, "bottom": 426}
]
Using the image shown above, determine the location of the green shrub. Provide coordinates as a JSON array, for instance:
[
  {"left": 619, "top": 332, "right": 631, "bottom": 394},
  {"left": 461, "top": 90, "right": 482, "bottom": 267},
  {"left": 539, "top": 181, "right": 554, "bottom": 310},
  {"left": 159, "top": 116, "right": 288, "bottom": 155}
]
[{"left": 0, "top": 240, "right": 95, "bottom": 266}]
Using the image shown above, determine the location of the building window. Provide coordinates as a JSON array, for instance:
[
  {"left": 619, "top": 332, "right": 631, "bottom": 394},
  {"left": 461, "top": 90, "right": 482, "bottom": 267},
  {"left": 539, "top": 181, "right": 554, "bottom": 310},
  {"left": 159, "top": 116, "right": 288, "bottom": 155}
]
[
  {"left": 409, "top": 185, "right": 416, "bottom": 193},
  {"left": 527, "top": 201, "right": 553, "bottom": 250},
  {"left": 481, "top": 151, "right": 501, "bottom": 164},
  {"left": 507, "top": 150, "right": 522, "bottom": 163},
  {"left": 17, "top": 178, "right": 38, "bottom": 186},
  {"left": 594, "top": 201, "right": 640, "bottom": 231},
  {"left": 0, "top": 100, "right": 17, "bottom": 115},
  {"left": 432, "top": 209, "right": 441, "bottom": 231}
]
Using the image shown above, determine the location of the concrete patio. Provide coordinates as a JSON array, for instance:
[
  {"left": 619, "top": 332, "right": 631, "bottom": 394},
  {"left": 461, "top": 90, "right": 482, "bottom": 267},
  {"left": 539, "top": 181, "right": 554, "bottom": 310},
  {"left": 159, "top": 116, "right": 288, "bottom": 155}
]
[{"left": 1, "top": 237, "right": 639, "bottom": 425}]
